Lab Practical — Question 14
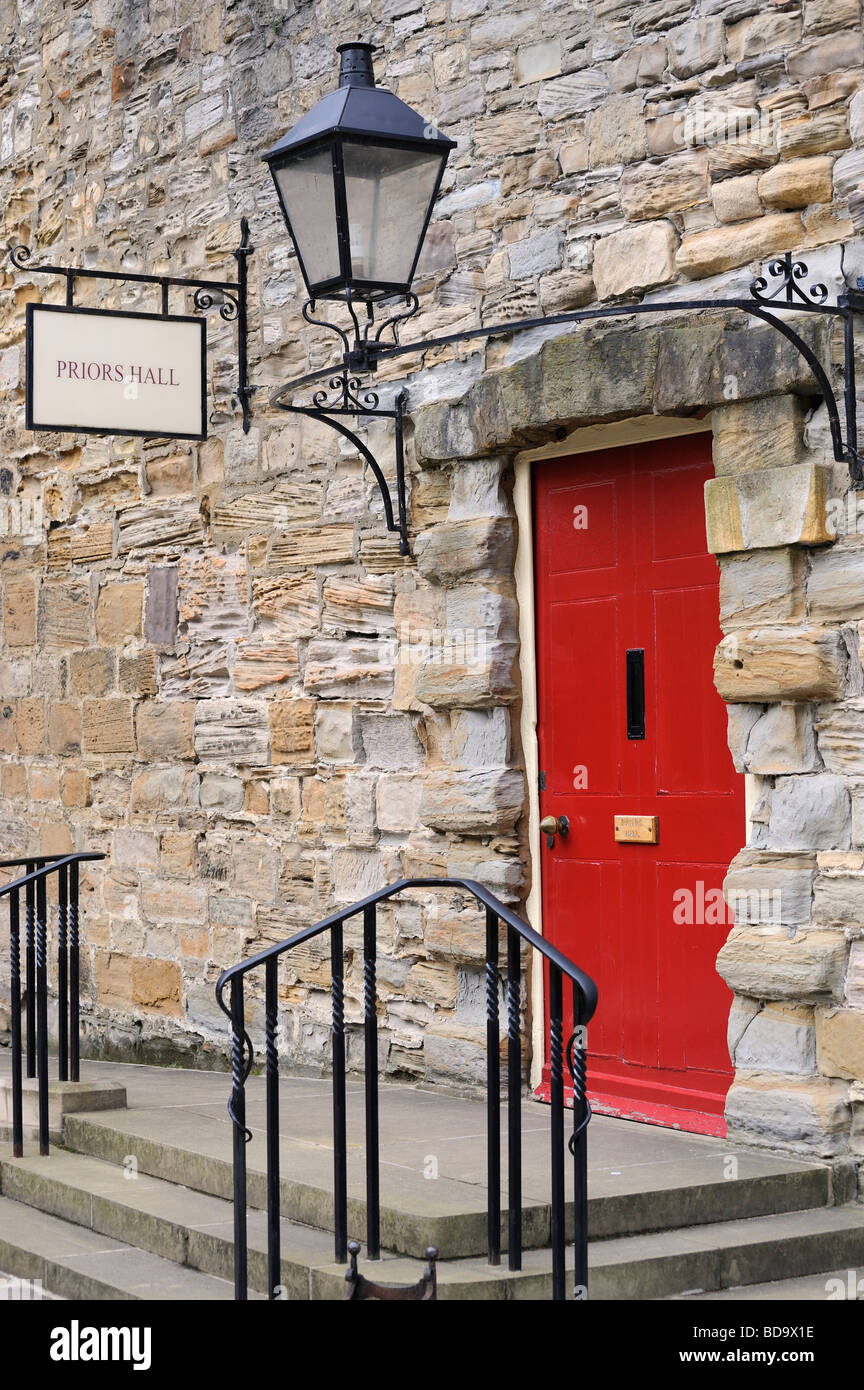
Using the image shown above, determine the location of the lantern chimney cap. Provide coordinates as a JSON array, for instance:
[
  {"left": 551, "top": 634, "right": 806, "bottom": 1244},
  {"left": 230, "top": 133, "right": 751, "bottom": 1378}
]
[{"left": 337, "top": 41, "right": 376, "bottom": 88}]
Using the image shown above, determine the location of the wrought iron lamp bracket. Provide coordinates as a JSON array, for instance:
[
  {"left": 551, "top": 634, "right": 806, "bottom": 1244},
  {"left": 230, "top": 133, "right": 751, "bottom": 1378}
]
[
  {"left": 272, "top": 252, "right": 864, "bottom": 556},
  {"left": 8, "top": 218, "right": 256, "bottom": 433}
]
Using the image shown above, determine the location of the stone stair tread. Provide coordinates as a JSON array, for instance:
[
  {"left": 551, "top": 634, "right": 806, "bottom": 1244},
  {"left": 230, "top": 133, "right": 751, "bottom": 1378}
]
[
  {"left": 589, "top": 1202, "right": 864, "bottom": 1267},
  {"left": 0, "top": 1146, "right": 345, "bottom": 1270},
  {"left": 670, "top": 1269, "right": 863, "bottom": 1301},
  {"left": 0, "top": 1195, "right": 247, "bottom": 1301}
]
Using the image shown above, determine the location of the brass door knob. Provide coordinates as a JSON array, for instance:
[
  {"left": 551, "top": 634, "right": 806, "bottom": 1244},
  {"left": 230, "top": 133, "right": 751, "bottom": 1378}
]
[{"left": 540, "top": 814, "right": 569, "bottom": 849}]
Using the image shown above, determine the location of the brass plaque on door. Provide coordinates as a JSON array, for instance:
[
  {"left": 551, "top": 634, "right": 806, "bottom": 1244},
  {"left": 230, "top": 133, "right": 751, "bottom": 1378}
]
[{"left": 614, "top": 815, "right": 658, "bottom": 844}]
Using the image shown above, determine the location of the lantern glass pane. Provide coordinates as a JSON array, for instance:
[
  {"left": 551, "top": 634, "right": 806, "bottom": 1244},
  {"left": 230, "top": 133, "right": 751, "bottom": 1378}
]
[
  {"left": 342, "top": 141, "right": 445, "bottom": 288},
  {"left": 273, "top": 146, "right": 341, "bottom": 288}
]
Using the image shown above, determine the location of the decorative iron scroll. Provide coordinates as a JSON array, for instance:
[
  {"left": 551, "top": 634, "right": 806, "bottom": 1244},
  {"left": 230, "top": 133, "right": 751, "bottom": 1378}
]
[
  {"left": 9, "top": 219, "right": 255, "bottom": 432},
  {"left": 271, "top": 252, "right": 864, "bottom": 555}
]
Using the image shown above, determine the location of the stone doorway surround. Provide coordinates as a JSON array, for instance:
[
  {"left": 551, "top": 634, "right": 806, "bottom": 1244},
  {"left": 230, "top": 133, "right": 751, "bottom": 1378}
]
[{"left": 408, "top": 306, "right": 863, "bottom": 1180}]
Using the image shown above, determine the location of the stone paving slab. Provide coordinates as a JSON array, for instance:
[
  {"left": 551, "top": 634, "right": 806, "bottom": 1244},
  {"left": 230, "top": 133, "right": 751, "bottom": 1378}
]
[{"left": 0, "top": 1055, "right": 831, "bottom": 1258}]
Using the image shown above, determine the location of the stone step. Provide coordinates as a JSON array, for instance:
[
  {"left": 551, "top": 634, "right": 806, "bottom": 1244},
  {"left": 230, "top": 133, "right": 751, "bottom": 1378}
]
[
  {"left": 0, "top": 1194, "right": 243, "bottom": 1301},
  {"left": 3, "top": 1145, "right": 862, "bottom": 1301},
  {"left": 671, "top": 1269, "right": 863, "bottom": 1301},
  {"left": 590, "top": 1205, "right": 864, "bottom": 1301},
  {"left": 62, "top": 1106, "right": 833, "bottom": 1260}
]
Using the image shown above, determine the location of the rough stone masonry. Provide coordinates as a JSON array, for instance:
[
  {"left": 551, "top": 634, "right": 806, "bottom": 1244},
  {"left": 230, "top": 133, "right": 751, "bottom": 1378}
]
[{"left": 1, "top": 0, "right": 864, "bottom": 1177}]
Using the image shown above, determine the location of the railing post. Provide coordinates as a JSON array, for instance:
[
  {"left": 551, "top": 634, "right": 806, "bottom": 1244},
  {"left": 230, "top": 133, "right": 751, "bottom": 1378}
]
[
  {"left": 69, "top": 859, "right": 80, "bottom": 1082},
  {"left": 57, "top": 862, "right": 69, "bottom": 1082},
  {"left": 265, "top": 957, "right": 280, "bottom": 1300},
  {"left": 506, "top": 923, "right": 522, "bottom": 1271},
  {"left": 230, "top": 978, "right": 248, "bottom": 1301},
  {"left": 570, "top": 982, "right": 590, "bottom": 1300},
  {"left": 331, "top": 918, "right": 348, "bottom": 1264},
  {"left": 25, "top": 861, "right": 35, "bottom": 1078},
  {"left": 10, "top": 887, "right": 23, "bottom": 1158},
  {"left": 35, "top": 870, "right": 49, "bottom": 1155},
  {"left": 549, "top": 963, "right": 565, "bottom": 1301},
  {"left": 363, "top": 903, "right": 380, "bottom": 1259},
  {"left": 485, "top": 905, "right": 501, "bottom": 1266}
]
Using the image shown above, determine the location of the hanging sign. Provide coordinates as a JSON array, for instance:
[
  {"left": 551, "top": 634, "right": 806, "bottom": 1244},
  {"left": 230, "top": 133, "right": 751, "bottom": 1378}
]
[{"left": 26, "top": 304, "right": 207, "bottom": 440}]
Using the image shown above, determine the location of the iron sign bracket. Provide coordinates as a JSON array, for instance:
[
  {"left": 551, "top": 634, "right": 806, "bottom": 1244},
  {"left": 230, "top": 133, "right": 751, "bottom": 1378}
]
[
  {"left": 271, "top": 250, "right": 864, "bottom": 555},
  {"left": 8, "top": 217, "right": 256, "bottom": 433}
]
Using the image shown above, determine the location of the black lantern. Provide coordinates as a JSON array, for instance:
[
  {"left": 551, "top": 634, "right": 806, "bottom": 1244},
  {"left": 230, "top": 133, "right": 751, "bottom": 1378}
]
[{"left": 263, "top": 41, "right": 455, "bottom": 304}]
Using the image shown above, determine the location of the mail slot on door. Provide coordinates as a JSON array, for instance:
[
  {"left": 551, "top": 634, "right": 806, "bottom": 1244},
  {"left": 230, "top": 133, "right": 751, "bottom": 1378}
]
[{"left": 614, "top": 815, "right": 658, "bottom": 844}]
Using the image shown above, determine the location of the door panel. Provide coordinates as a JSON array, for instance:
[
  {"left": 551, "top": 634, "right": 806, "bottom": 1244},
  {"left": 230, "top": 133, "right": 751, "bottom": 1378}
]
[{"left": 534, "top": 435, "right": 745, "bottom": 1136}]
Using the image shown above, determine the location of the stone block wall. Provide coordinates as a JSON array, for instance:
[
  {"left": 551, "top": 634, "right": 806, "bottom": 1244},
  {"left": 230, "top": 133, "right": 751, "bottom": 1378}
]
[{"left": 0, "top": 0, "right": 862, "bottom": 1160}]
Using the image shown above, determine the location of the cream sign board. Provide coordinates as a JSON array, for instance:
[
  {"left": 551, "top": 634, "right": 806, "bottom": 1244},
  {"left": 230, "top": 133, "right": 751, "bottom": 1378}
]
[{"left": 26, "top": 304, "right": 207, "bottom": 440}]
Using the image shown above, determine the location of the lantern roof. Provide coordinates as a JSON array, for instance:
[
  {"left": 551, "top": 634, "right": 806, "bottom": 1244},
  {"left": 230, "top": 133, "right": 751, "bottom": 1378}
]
[{"left": 262, "top": 42, "right": 456, "bottom": 162}]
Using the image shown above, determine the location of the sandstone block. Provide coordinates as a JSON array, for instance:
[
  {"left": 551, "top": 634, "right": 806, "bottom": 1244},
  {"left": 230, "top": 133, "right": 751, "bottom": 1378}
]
[
  {"left": 733, "top": 1001, "right": 816, "bottom": 1074},
  {"left": 38, "top": 582, "right": 90, "bottom": 648},
  {"left": 315, "top": 705, "right": 355, "bottom": 763},
  {"left": 739, "top": 702, "right": 820, "bottom": 775},
  {"left": 675, "top": 213, "right": 805, "bottom": 279},
  {"left": 234, "top": 638, "right": 298, "bottom": 692},
  {"left": 322, "top": 575, "right": 394, "bottom": 634},
  {"left": 758, "top": 155, "right": 835, "bottom": 209},
  {"left": 144, "top": 565, "right": 178, "bottom": 645},
  {"left": 712, "top": 396, "right": 805, "bottom": 476},
  {"left": 269, "top": 525, "right": 354, "bottom": 569},
  {"left": 807, "top": 543, "right": 864, "bottom": 622},
  {"left": 592, "top": 220, "right": 677, "bottom": 300},
  {"left": 131, "top": 957, "right": 182, "bottom": 1015},
  {"left": 816, "top": 1007, "right": 864, "bottom": 1081},
  {"left": 587, "top": 93, "right": 646, "bottom": 167},
  {"left": 415, "top": 518, "right": 515, "bottom": 585},
  {"left": 725, "top": 1073, "right": 851, "bottom": 1155},
  {"left": 706, "top": 464, "right": 834, "bottom": 555},
  {"left": 70, "top": 649, "right": 114, "bottom": 697},
  {"left": 717, "top": 925, "right": 848, "bottom": 999},
  {"left": 3, "top": 578, "right": 36, "bottom": 646},
  {"left": 270, "top": 698, "right": 315, "bottom": 764},
  {"left": 846, "top": 940, "right": 864, "bottom": 1008},
  {"left": 816, "top": 700, "right": 864, "bottom": 775},
  {"left": 136, "top": 702, "right": 196, "bottom": 760},
  {"left": 712, "top": 173, "right": 762, "bottom": 225},
  {"left": 194, "top": 700, "right": 269, "bottom": 765},
  {"left": 83, "top": 698, "right": 135, "bottom": 755},
  {"left": 200, "top": 774, "right": 245, "bottom": 814},
  {"left": 304, "top": 640, "right": 394, "bottom": 700},
  {"left": 420, "top": 769, "right": 524, "bottom": 834},
  {"left": 654, "top": 319, "right": 825, "bottom": 414},
  {"left": 812, "top": 873, "right": 864, "bottom": 928},
  {"left": 376, "top": 775, "right": 424, "bottom": 834},
  {"left": 96, "top": 583, "right": 143, "bottom": 643},
  {"left": 619, "top": 153, "right": 709, "bottom": 220},
  {"left": 714, "top": 626, "right": 844, "bottom": 702},
  {"left": 49, "top": 702, "right": 82, "bottom": 758},
  {"left": 667, "top": 17, "right": 723, "bottom": 78},
  {"left": 767, "top": 774, "right": 850, "bottom": 850},
  {"left": 359, "top": 714, "right": 424, "bottom": 770},
  {"left": 719, "top": 549, "right": 803, "bottom": 630}
]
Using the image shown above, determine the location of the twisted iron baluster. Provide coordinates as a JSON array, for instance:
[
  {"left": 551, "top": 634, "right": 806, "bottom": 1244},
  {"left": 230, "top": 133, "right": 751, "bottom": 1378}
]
[
  {"left": 69, "top": 860, "right": 80, "bottom": 1081},
  {"left": 363, "top": 904, "right": 380, "bottom": 1259},
  {"left": 549, "top": 964, "right": 565, "bottom": 1301},
  {"left": 10, "top": 888, "right": 23, "bottom": 1156},
  {"left": 57, "top": 863, "right": 68, "bottom": 1081},
  {"left": 265, "top": 957, "right": 280, "bottom": 1299},
  {"left": 35, "top": 873, "right": 49, "bottom": 1154},
  {"left": 331, "top": 919, "right": 348, "bottom": 1263},
  {"left": 486, "top": 906, "right": 501, "bottom": 1266},
  {"left": 230, "top": 979, "right": 250, "bottom": 1301},
  {"left": 506, "top": 924, "right": 522, "bottom": 1270},
  {"left": 567, "top": 989, "right": 592, "bottom": 1301},
  {"left": 25, "top": 864, "right": 35, "bottom": 1078}
]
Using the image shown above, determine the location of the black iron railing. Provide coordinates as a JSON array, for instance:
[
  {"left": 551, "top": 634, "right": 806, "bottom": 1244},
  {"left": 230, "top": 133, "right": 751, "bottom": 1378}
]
[
  {"left": 0, "top": 852, "right": 105, "bottom": 1156},
  {"left": 216, "top": 877, "right": 597, "bottom": 1302}
]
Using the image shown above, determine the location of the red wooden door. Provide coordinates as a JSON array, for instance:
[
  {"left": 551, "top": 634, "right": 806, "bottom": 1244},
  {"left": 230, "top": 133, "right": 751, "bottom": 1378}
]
[{"left": 533, "top": 435, "right": 744, "bottom": 1136}]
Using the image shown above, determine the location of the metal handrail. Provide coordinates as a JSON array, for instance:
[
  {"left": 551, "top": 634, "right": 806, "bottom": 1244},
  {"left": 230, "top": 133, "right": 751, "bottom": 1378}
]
[
  {"left": 216, "top": 876, "right": 597, "bottom": 1303},
  {"left": 0, "top": 851, "right": 105, "bottom": 1155}
]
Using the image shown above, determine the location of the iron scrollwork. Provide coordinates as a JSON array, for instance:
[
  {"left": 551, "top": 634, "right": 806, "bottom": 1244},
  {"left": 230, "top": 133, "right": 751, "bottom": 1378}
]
[
  {"left": 8, "top": 218, "right": 255, "bottom": 433},
  {"left": 272, "top": 251, "right": 864, "bottom": 551}
]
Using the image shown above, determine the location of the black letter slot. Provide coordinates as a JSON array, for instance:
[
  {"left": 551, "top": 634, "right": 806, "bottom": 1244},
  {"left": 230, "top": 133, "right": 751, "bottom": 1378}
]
[{"left": 626, "top": 649, "right": 645, "bottom": 740}]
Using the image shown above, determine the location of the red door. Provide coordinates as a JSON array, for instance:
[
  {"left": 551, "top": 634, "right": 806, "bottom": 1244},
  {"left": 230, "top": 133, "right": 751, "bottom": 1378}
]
[{"left": 534, "top": 435, "right": 744, "bottom": 1136}]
